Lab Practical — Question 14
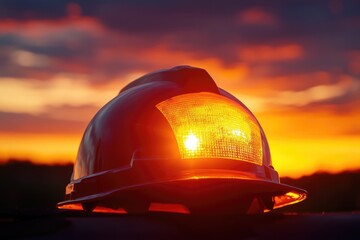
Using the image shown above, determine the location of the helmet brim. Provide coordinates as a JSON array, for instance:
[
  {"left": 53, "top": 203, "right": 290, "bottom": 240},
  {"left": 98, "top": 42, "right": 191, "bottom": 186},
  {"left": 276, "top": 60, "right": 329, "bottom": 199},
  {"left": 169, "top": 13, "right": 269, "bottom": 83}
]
[{"left": 57, "top": 169, "right": 306, "bottom": 212}]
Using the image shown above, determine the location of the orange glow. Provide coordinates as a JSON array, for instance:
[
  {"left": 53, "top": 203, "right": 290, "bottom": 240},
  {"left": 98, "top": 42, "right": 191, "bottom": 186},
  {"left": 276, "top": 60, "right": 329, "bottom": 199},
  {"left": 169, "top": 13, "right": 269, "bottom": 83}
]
[
  {"left": 93, "top": 207, "right": 127, "bottom": 214},
  {"left": 5, "top": 80, "right": 351, "bottom": 178},
  {"left": 270, "top": 136, "right": 360, "bottom": 178},
  {"left": 156, "top": 92, "right": 262, "bottom": 164},
  {"left": 274, "top": 191, "right": 307, "bottom": 209},
  {"left": 57, "top": 203, "right": 83, "bottom": 211},
  {"left": 59, "top": 203, "right": 190, "bottom": 214},
  {"left": 57, "top": 203, "right": 127, "bottom": 214},
  {"left": 0, "top": 133, "right": 80, "bottom": 164},
  {"left": 0, "top": 76, "right": 359, "bottom": 178},
  {"left": 255, "top": 107, "right": 360, "bottom": 178},
  {"left": 149, "top": 203, "right": 190, "bottom": 214}
]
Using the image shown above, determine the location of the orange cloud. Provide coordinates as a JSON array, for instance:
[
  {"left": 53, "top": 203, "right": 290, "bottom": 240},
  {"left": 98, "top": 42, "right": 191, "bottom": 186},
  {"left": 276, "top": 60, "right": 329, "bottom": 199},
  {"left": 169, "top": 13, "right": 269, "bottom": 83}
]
[
  {"left": 239, "top": 44, "right": 304, "bottom": 62},
  {"left": 257, "top": 104, "right": 360, "bottom": 139},
  {"left": 236, "top": 8, "right": 278, "bottom": 26},
  {"left": 273, "top": 77, "right": 359, "bottom": 107},
  {"left": 11, "top": 50, "right": 50, "bottom": 68},
  {"left": 239, "top": 82, "right": 359, "bottom": 113},
  {"left": 0, "top": 16, "right": 104, "bottom": 39},
  {"left": 237, "top": 71, "right": 334, "bottom": 95},
  {"left": 0, "top": 76, "right": 117, "bottom": 114},
  {"left": 134, "top": 45, "right": 250, "bottom": 84},
  {"left": 220, "top": 72, "right": 358, "bottom": 113}
]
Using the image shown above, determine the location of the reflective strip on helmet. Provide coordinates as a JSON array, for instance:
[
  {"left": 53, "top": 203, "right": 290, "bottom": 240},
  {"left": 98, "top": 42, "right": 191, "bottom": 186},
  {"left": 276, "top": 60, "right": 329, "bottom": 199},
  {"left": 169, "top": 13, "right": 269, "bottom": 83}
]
[{"left": 156, "top": 92, "right": 263, "bottom": 165}]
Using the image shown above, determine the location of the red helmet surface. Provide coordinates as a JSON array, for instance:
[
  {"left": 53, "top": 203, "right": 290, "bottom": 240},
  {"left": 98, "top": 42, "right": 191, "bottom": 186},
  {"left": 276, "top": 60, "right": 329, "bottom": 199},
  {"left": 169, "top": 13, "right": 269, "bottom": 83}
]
[{"left": 57, "top": 66, "right": 306, "bottom": 214}]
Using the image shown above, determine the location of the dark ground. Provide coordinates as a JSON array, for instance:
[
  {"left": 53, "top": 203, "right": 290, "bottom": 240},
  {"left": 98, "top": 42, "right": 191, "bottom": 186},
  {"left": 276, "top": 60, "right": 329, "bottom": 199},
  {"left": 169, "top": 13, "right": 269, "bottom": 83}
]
[
  {"left": 0, "top": 160, "right": 359, "bottom": 239},
  {"left": 1, "top": 159, "right": 359, "bottom": 213},
  {"left": 1, "top": 210, "right": 359, "bottom": 239}
]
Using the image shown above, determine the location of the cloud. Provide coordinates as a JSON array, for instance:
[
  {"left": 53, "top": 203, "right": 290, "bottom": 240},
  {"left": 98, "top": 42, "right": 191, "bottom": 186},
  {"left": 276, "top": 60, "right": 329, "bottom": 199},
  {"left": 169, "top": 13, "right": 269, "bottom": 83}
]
[
  {"left": 348, "top": 51, "right": 360, "bottom": 75},
  {"left": 239, "top": 44, "right": 303, "bottom": 63},
  {"left": 0, "top": 3, "right": 358, "bottom": 114},
  {"left": 0, "top": 0, "right": 358, "bottom": 88},
  {"left": 236, "top": 8, "right": 279, "bottom": 26},
  {"left": 0, "top": 16, "right": 233, "bottom": 83},
  {"left": 42, "top": 104, "right": 100, "bottom": 122},
  {"left": 0, "top": 111, "right": 86, "bottom": 134},
  {"left": 11, "top": 50, "right": 50, "bottom": 67},
  {"left": 0, "top": 17, "right": 104, "bottom": 41},
  {"left": 233, "top": 74, "right": 360, "bottom": 112},
  {"left": 0, "top": 103, "right": 99, "bottom": 135},
  {"left": 248, "top": 71, "right": 334, "bottom": 92},
  {"left": 0, "top": 17, "right": 113, "bottom": 81},
  {"left": 0, "top": 75, "right": 119, "bottom": 114},
  {"left": 274, "top": 77, "right": 360, "bottom": 107}
]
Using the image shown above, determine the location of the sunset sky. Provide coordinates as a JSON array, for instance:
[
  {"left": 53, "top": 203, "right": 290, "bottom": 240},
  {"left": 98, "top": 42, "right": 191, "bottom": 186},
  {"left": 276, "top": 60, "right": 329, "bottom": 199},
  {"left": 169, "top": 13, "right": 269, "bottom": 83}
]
[{"left": 0, "top": 0, "right": 359, "bottom": 178}]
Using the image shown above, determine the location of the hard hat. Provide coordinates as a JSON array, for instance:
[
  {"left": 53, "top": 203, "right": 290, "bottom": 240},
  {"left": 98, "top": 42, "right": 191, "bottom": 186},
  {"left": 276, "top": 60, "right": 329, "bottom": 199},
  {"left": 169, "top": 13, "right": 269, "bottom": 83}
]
[{"left": 57, "top": 66, "right": 306, "bottom": 214}]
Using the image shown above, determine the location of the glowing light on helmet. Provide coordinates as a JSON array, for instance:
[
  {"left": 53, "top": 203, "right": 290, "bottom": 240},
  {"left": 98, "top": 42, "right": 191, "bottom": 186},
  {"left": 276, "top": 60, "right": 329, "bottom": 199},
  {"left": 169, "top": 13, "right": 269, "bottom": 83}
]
[
  {"left": 156, "top": 92, "right": 262, "bottom": 165},
  {"left": 184, "top": 132, "right": 200, "bottom": 152}
]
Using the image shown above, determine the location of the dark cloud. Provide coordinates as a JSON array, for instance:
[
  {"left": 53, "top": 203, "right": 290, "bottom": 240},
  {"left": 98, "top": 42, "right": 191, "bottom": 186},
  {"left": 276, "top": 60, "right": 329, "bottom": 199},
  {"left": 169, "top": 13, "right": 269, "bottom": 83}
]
[
  {"left": 0, "top": 0, "right": 68, "bottom": 20},
  {"left": 42, "top": 104, "right": 100, "bottom": 122},
  {"left": 0, "top": 111, "right": 86, "bottom": 134},
  {"left": 0, "top": 0, "right": 358, "bottom": 86}
]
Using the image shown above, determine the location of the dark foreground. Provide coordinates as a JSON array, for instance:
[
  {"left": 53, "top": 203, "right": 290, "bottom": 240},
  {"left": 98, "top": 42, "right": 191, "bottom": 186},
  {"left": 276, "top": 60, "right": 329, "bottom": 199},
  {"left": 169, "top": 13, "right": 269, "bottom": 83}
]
[
  {"left": 0, "top": 161, "right": 359, "bottom": 239},
  {"left": 0, "top": 210, "right": 359, "bottom": 239},
  {"left": 1, "top": 160, "right": 359, "bottom": 213}
]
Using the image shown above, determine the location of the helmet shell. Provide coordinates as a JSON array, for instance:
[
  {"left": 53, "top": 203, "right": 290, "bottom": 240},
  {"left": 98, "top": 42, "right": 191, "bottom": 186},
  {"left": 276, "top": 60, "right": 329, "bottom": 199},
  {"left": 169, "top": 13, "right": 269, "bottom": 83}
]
[{"left": 58, "top": 66, "right": 306, "bottom": 213}]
